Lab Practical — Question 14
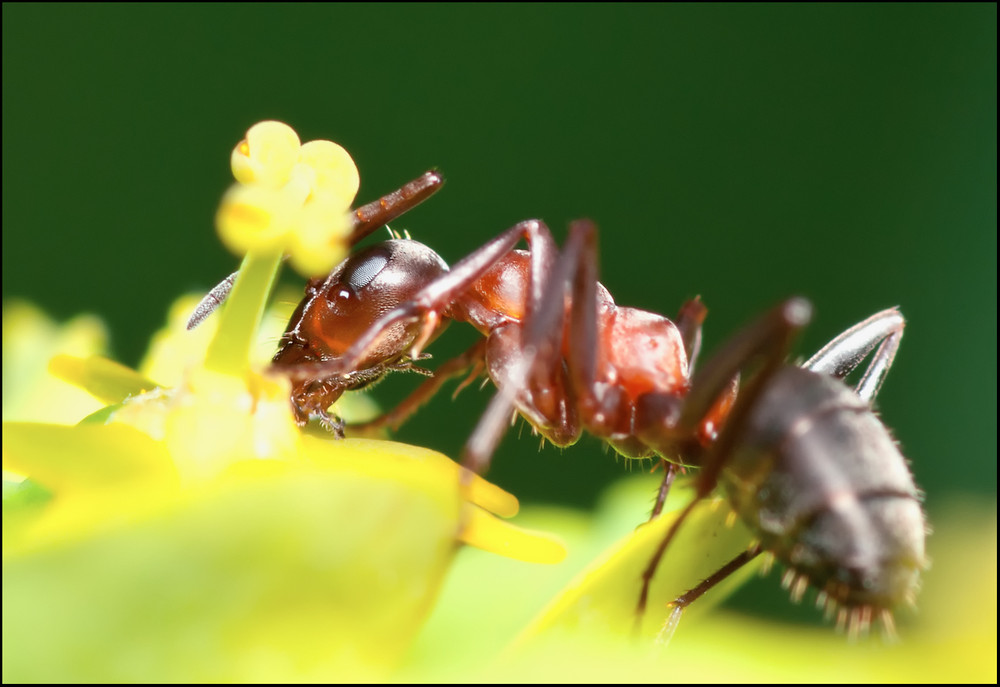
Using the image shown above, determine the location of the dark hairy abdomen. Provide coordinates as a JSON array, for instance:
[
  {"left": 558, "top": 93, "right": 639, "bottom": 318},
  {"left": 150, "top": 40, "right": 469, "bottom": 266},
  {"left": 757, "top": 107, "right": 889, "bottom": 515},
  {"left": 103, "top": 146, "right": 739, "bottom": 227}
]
[{"left": 721, "top": 366, "right": 926, "bottom": 609}]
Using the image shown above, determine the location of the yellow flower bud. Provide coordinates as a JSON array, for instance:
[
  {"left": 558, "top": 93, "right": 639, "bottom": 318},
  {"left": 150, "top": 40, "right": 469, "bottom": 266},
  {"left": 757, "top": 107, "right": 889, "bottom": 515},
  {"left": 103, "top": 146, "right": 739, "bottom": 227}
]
[
  {"left": 216, "top": 184, "right": 295, "bottom": 255},
  {"left": 299, "top": 139, "right": 360, "bottom": 205},
  {"left": 230, "top": 120, "right": 301, "bottom": 188}
]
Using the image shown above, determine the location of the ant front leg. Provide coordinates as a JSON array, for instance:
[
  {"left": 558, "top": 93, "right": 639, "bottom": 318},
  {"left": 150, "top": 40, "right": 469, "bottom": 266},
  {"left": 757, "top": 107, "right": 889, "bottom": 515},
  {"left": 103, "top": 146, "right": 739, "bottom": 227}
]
[
  {"left": 635, "top": 298, "right": 813, "bottom": 618},
  {"left": 351, "top": 338, "right": 488, "bottom": 435}
]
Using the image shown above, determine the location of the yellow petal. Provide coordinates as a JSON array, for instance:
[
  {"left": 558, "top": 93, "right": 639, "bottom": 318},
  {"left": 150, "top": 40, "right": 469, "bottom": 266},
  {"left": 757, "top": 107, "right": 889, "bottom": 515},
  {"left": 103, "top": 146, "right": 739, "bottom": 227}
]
[
  {"left": 304, "top": 437, "right": 519, "bottom": 517},
  {"left": 301, "top": 438, "right": 564, "bottom": 563},
  {"left": 49, "top": 354, "right": 159, "bottom": 405},
  {"left": 2, "top": 421, "right": 176, "bottom": 497},
  {"left": 460, "top": 505, "right": 567, "bottom": 564}
]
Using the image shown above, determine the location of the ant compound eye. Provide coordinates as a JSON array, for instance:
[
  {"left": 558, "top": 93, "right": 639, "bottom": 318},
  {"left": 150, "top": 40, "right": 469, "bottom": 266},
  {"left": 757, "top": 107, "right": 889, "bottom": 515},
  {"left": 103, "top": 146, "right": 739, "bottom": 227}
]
[{"left": 341, "top": 246, "right": 391, "bottom": 292}]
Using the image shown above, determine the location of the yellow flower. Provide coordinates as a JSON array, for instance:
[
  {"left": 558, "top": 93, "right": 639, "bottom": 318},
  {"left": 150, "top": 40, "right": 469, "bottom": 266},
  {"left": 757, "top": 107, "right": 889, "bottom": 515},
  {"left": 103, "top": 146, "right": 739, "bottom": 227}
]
[{"left": 216, "top": 120, "right": 360, "bottom": 278}]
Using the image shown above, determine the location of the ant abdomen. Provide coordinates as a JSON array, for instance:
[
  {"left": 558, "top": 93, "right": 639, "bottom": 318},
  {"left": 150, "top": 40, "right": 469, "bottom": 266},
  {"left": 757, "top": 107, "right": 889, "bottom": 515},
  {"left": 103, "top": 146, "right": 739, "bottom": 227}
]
[{"left": 722, "top": 366, "right": 926, "bottom": 618}]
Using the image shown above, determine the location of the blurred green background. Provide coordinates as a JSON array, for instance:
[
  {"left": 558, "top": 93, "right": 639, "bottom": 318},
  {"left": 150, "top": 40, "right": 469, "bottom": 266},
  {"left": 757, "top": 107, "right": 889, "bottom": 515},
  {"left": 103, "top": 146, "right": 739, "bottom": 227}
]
[{"left": 3, "top": 3, "right": 995, "bottom": 623}]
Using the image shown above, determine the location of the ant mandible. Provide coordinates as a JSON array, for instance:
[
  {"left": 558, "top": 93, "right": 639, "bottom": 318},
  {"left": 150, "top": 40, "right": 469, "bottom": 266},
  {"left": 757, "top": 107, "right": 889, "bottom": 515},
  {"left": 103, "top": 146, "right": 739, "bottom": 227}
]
[{"left": 191, "top": 170, "right": 926, "bottom": 638}]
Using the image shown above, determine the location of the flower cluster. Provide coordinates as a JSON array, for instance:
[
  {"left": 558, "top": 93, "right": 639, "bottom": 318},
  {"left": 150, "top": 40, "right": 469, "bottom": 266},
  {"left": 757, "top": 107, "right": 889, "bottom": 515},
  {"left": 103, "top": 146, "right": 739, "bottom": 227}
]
[{"left": 217, "top": 120, "right": 360, "bottom": 276}]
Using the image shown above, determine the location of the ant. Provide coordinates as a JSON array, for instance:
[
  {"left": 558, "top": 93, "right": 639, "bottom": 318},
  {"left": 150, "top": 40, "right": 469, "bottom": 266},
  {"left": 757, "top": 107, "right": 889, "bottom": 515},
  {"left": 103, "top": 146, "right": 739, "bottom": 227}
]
[{"left": 191, "top": 170, "right": 927, "bottom": 639}]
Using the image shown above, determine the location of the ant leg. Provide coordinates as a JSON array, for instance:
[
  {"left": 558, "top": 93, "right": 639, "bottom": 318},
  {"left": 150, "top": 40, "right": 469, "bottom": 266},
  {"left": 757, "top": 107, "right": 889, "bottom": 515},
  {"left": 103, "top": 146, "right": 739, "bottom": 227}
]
[
  {"left": 351, "top": 338, "right": 488, "bottom": 434},
  {"left": 675, "top": 297, "right": 707, "bottom": 374},
  {"left": 642, "top": 300, "right": 706, "bottom": 522},
  {"left": 317, "top": 409, "right": 347, "bottom": 439},
  {"left": 802, "top": 308, "right": 904, "bottom": 403},
  {"left": 679, "top": 298, "right": 813, "bottom": 438},
  {"left": 515, "top": 221, "right": 694, "bottom": 521},
  {"left": 656, "top": 544, "right": 763, "bottom": 644},
  {"left": 648, "top": 461, "right": 679, "bottom": 521},
  {"left": 187, "top": 171, "right": 444, "bottom": 330},
  {"left": 460, "top": 221, "right": 592, "bottom": 474},
  {"left": 639, "top": 317, "right": 705, "bottom": 521},
  {"left": 636, "top": 298, "right": 813, "bottom": 616}
]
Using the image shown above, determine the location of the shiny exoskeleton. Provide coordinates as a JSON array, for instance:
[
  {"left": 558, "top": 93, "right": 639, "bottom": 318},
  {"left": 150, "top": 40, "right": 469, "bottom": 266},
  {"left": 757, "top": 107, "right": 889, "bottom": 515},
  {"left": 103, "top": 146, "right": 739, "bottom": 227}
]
[{"left": 192, "top": 170, "right": 926, "bottom": 638}]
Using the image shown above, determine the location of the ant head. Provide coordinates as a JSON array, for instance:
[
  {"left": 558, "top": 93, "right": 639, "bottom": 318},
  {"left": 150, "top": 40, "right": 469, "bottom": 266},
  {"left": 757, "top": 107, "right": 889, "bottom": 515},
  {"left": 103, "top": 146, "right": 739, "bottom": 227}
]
[{"left": 273, "top": 239, "right": 449, "bottom": 370}]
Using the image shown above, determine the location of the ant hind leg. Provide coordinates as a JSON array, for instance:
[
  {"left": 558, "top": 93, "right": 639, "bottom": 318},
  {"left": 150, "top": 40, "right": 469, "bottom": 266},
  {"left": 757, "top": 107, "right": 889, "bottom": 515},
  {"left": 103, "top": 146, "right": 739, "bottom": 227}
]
[
  {"left": 636, "top": 298, "right": 812, "bottom": 618},
  {"left": 802, "top": 307, "right": 904, "bottom": 403},
  {"left": 656, "top": 544, "right": 763, "bottom": 645}
]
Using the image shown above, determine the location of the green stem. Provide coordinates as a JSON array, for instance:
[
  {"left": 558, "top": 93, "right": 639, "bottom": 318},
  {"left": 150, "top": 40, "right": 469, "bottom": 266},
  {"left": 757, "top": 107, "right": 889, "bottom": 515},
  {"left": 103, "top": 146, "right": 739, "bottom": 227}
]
[{"left": 203, "top": 250, "right": 282, "bottom": 376}]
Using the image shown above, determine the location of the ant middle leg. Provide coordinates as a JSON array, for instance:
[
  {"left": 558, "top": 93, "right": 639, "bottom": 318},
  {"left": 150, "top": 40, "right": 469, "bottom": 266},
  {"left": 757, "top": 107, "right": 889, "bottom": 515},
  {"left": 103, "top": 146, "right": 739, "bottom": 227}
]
[
  {"left": 643, "top": 297, "right": 708, "bottom": 522},
  {"left": 648, "top": 462, "right": 680, "bottom": 521}
]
